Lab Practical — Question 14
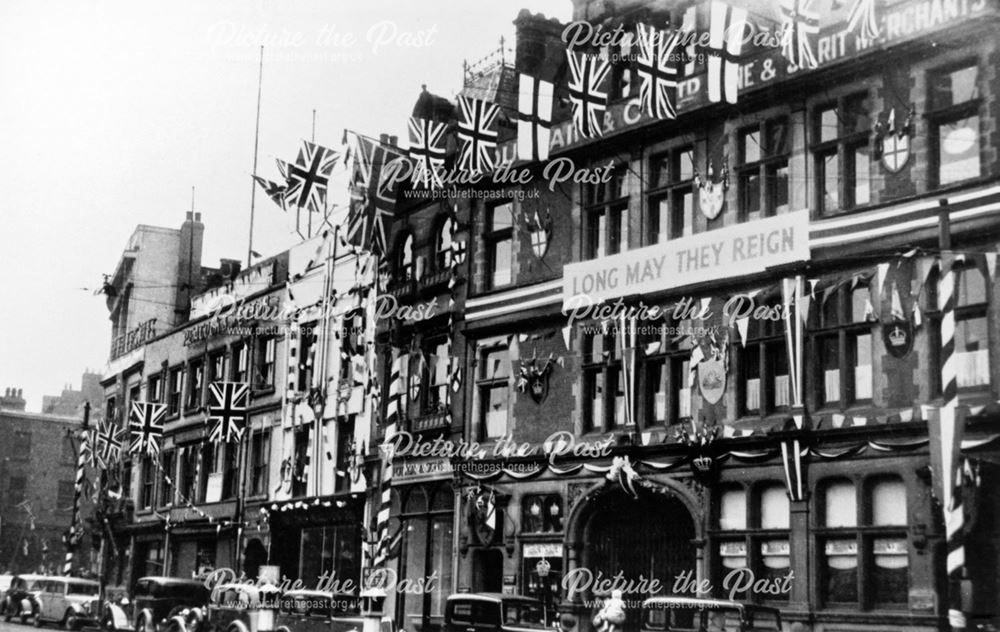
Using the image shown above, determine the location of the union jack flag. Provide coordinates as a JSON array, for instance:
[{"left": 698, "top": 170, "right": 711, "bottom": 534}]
[
  {"left": 705, "top": 1, "right": 748, "bottom": 104},
  {"left": 516, "top": 74, "right": 554, "bottom": 162},
  {"left": 779, "top": 0, "right": 819, "bottom": 70},
  {"left": 845, "top": 0, "right": 880, "bottom": 41},
  {"left": 566, "top": 50, "right": 611, "bottom": 138},
  {"left": 456, "top": 96, "right": 500, "bottom": 174},
  {"left": 253, "top": 175, "right": 287, "bottom": 211},
  {"left": 207, "top": 382, "right": 249, "bottom": 444},
  {"left": 94, "top": 420, "right": 123, "bottom": 468},
  {"left": 284, "top": 141, "right": 339, "bottom": 213},
  {"left": 346, "top": 132, "right": 408, "bottom": 258},
  {"left": 635, "top": 24, "right": 682, "bottom": 120},
  {"left": 408, "top": 117, "right": 448, "bottom": 190},
  {"left": 129, "top": 401, "right": 166, "bottom": 456}
]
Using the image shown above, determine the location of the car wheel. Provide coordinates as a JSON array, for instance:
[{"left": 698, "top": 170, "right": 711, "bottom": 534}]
[
  {"left": 63, "top": 610, "right": 79, "bottom": 631},
  {"left": 135, "top": 614, "right": 152, "bottom": 632},
  {"left": 34, "top": 612, "right": 44, "bottom": 627}
]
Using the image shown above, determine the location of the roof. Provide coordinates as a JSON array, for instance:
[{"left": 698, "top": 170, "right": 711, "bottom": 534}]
[
  {"left": 640, "top": 596, "right": 780, "bottom": 613},
  {"left": 136, "top": 577, "right": 206, "bottom": 587},
  {"left": 12, "top": 574, "right": 49, "bottom": 581},
  {"left": 446, "top": 593, "right": 540, "bottom": 603}
]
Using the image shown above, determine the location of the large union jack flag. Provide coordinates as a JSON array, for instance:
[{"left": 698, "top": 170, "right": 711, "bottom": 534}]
[
  {"left": 566, "top": 50, "right": 611, "bottom": 138},
  {"left": 456, "top": 96, "right": 500, "bottom": 175},
  {"left": 94, "top": 420, "right": 124, "bottom": 468},
  {"left": 346, "top": 132, "right": 409, "bottom": 258},
  {"left": 284, "top": 141, "right": 339, "bottom": 213},
  {"left": 636, "top": 24, "right": 682, "bottom": 120},
  {"left": 129, "top": 401, "right": 166, "bottom": 456},
  {"left": 208, "top": 382, "right": 249, "bottom": 444},
  {"left": 779, "top": 0, "right": 819, "bottom": 70},
  {"left": 408, "top": 117, "right": 448, "bottom": 190}
]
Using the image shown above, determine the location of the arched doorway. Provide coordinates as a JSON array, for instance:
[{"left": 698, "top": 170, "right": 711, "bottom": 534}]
[{"left": 574, "top": 487, "right": 697, "bottom": 630}]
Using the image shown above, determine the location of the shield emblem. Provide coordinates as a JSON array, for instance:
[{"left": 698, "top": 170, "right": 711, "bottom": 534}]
[
  {"left": 527, "top": 209, "right": 551, "bottom": 259},
  {"left": 698, "top": 169, "right": 727, "bottom": 220},
  {"left": 883, "top": 318, "right": 914, "bottom": 359},
  {"left": 881, "top": 133, "right": 910, "bottom": 173},
  {"left": 409, "top": 373, "right": 421, "bottom": 402},
  {"left": 698, "top": 355, "right": 726, "bottom": 404},
  {"left": 528, "top": 371, "right": 549, "bottom": 404}
]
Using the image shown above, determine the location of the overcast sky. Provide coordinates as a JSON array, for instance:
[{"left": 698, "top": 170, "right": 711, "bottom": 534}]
[{"left": 0, "top": 0, "right": 572, "bottom": 412}]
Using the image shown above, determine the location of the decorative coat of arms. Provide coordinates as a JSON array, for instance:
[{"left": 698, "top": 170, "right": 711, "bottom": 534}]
[
  {"left": 695, "top": 161, "right": 729, "bottom": 220},
  {"left": 698, "top": 353, "right": 727, "bottom": 405},
  {"left": 883, "top": 282, "right": 914, "bottom": 359},
  {"left": 525, "top": 208, "right": 552, "bottom": 259},
  {"left": 874, "top": 106, "right": 914, "bottom": 173},
  {"left": 516, "top": 352, "right": 555, "bottom": 404}
]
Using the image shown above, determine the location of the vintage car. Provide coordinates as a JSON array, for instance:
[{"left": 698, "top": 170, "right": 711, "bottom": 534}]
[
  {"left": 0, "top": 574, "right": 14, "bottom": 613},
  {"left": 3, "top": 574, "right": 48, "bottom": 624},
  {"left": 273, "top": 590, "right": 394, "bottom": 632},
  {"left": 201, "top": 583, "right": 282, "bottom": 632},
  {"left": 33, "top": 576, "right": 100, "bottom": 629},
  {"left": 640, "top": 597, "right": 782, "bottom": 632},
  {"left": 131, "top": 577, "right": 211, "bottom": 632},
  {"left": 444, "top": 593, "right": 551, "bottom": 632}
]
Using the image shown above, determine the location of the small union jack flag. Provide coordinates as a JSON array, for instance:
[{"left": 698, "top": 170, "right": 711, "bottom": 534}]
[
  {"left": 129, "top": 401, "right": 166, "bottom": 456},
  {"left": 253, "top": 175, "right": 287, "bottom": 211},
  {"left": 456, "top": 96, "right": 500, "bottom": 174},
  {"left": 284, "top": 141, "right": 339, "bottom": 214},
  {"left": 779, "top": 0, "right": 819, "bottom": 70},
  {"left": 408, "top": 117, "right": 447, "bottom": 189},
  {"left": 635, "top": 24, "right": 682, "bottom": 120},
  {"left": 566, "top": 50, "right": 611, "bottom": 138},
  {"left": 94, "top": 420, "right": 124, "bottom": 468},
  {"left": 208, "top": 382, "right": 249, "bottom": 444}
]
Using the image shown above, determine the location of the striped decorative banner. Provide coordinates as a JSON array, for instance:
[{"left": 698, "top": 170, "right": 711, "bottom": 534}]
[
  {"left": 780, "top": 439, "right": 805, "bottom": 502},
  {"left": 937, "top": 254, "right": 967, "bottom": 632},
  {"left": 386, "top": 351, "right": 405, "bottom": 424},
  {"left": 63, "top": 428, "right": 89, "bottom": 575},
  {"left": 372, "top": 422, "right": 397, "bottom": 568}
]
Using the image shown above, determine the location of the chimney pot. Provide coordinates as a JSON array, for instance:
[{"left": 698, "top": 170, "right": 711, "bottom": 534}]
[
  {"left": 389, "top": 135, "right": 398, "bottom": 146},
  {"left": 379, "top": 133, "right": 389, "bottom": 144},
  {"left": 186, "top": 211, "right": 194, "bottom": 221},
  {"left": 17, "top": 388, "right": 22, "bottom": 398},
  {"left": 195, "top": 212, "right": 202, "bottom": 222}
]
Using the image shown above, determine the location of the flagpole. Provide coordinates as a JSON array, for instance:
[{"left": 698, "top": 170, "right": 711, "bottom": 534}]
[{"left": 247, "top": 45, "right": 264, "bottom": 266}]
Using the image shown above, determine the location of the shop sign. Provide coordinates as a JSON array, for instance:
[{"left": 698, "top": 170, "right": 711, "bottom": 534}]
[
  {"left": 391, "top": 457, "right": 454, "bottom": 485},
  {"left": 563, "top": 211, "right": 810, "bottom": 308},
  {"left": 524, "top": 543, "right": 564, "bottom": 558}
]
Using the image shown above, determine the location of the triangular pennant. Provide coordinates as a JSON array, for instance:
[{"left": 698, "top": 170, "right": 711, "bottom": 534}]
[
  {"left": 735, "top": 317, "right": 750, "bottom": 347},
  {"left": 987, "top": 252, "right": 997, "bottom": 280},
  {"left": 561, "top": 325, "right": 572, "bottom": 351},
  {"left": 876, "top": 262, "right": 890, "bottom": 295}
]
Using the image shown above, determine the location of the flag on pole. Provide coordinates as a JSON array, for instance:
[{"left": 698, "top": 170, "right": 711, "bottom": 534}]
[
  {"left": 566, "top": 50, "right": 611, "bottom": 138},
  {"left": 408, "top": 117, "right": 448, "bottom": 189},
  {"left": 635, "top": 24, "right": 681, "bottom": 119},
  {"left": 706, "top": 1, "right": 748, "bottom": 104},
  {"left": 284, "top": 141, "right": 339, "bottom": 213},
  {"left": 456, "top": 96, "right": 500, "bottom": 174},
  {"left": 516, "top": 74, "right": 554, "bottom": 161},
  {"left": 94, "top": 420, "right": 123, "bottom": 469},
  {"left": 345, "top": 132, "right": 408, "bottom": 257},
  {"left": 129, "top": 402, "right": 166, "bottom": 456},
  {"left": 207, "top": 382, "right": 250, "bottom": 443},
  {"left": 779, "top": 0, "right": 820, "bottom": 70},
  {"left": 372, "top": 422, "right": 398, "bottom": 568},
  {"left": 253, "top": 175, "right": 287, "bottom": 211}
]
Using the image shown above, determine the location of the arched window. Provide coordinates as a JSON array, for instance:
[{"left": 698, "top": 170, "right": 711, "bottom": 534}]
[{"left": 435, "top": 216, "right": 453, "bottom": 270}]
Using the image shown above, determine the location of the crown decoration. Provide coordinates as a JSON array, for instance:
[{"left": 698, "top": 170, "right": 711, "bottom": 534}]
[{"left": 888, "top": 325, "right": 907, "bottom": 347}]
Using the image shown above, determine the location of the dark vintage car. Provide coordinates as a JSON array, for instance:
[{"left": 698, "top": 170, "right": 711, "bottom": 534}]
[
  {"left": 2, "top": 574, "right": 47, "bottom": 623},
  {"left": 640, "top": 597, "right": 782, "bottom": 632},
  {"left": 131, "top": 577, "right": 211, "bottom": 632},
  {"left": 444, "top": 594, "right": 552, "bottom": 632},
  {"left": 201, "top": 583, "right": 282, "bottom": 632},
  {"left": 273, "top": 590, "right": 394, "bottom": 632}
]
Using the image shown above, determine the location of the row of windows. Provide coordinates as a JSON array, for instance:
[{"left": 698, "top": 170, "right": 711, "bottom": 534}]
[
  {"left": 465, "top": 265, "right": 990, "bottom": 437},
  {"left": 713, "top": 477, "right": 908, "bottom": 609}
]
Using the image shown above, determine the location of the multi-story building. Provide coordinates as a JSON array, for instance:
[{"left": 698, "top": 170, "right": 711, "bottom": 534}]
[
  {"left": 372, "top": 2, "right": 1000, "bottom": 632},
  {"left": 0, "top": 389, "right": 93, "bottom": 575},
  {"left": 101, "top": 216, "right": 375, "bottom": 590}
]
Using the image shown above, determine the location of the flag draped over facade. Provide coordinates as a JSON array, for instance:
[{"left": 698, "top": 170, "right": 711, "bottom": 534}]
[
  {"left": 516, "top": 74, "right": 554, "bottom": 161},
  {"left": 408, "top": 117, "right": 448, "bottom": 189},
  {"left": 284, "top": 141, "right": 339, "bottom": 213},
  {"left": 635, "top": 24, "right": 681, "bottom": 119},
  {"left": 129, "top": 401, "right": 166, "bottom": 456},
  {"left": 208, "top": 382, "right": 250, "bottom": 443},
  {"left": 705, "top": 1, "right": 748, "bottom": 104},
  {"left": 566, "top": 50, "right": 611, "bottom": 138},
  {"left": 456, "top": 96, "right": 500, "bottom": 174},
  {"left": 845, "top": 0, "right": 880, "bottom": 41}
]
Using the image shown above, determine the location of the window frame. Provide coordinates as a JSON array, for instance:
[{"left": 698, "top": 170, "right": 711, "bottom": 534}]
[
  {"left": 167, "top": 366, "right": 183, "bottom": 416},
  {"left": 738, "top": 298, "right": 792, "bottom": 419},
  {"left": 647, "top": 148, "right": 694, "bottom": 245},
  {"left": 927, "top": 59, "right": 983, "bottom": 188},
  {"left": 485, "top": 201, "right": 514, "bottom": 290},
  {"left": 809, "top": 284, "right": 875, "bottom": 409},
  {"left": 926, "top": 262, "right": 991, "bottom": 395},
  {"left": 186, "top": 360, "right": 204, "bottom": 410},
  {"left": 581, "top": 327, "right": 628, "bottom": 433},
  {"left": 811, "top": 93, "right": 872, "bottom": 216},
  {"left": 639, "top": 315, "right": 693, "bottom": 427},
  {"left": 476, "top": 342, "right": 511, "bottom": 441},
  {"left": 737, "top": 117, "right": 790, "bottom": 220}
]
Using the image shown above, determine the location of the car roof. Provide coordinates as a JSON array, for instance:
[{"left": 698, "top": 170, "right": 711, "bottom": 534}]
[
  {"left": 13, "top": 574, "right": 48, "bottom": 581},
  {"left": 137, "top": 577, "right": 206, "bottom": 587},
  {"left": 447, "top": 593, "right": 541, "bottom": 604},
  {"left": 50, "top": 577, "right": 99, "bottom": 585},
  {"left": 641, "top": 597, "right": 780, "bottom": 614}
]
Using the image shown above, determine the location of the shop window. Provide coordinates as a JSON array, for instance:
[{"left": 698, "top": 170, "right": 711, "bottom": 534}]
[
  {"left": 523, "top": 553, "right": 563, "bottom": 612},
  {"left": 486, "top": 202, "right": 513, "bottom": 289},
  {"left": 522, "top": 495, "right": 564, "bottom": 533},
  {"left": 712, "top": 484, "right": 790, "bottom": 603},
  {"left": 584, "top": 166, "right": 629, "bottom": 258},
  {"left": 737, "top": 117, "right": 790, "bottom": 220},
  {"left": 812, "top": 93, "right": 871, "bottom": 215},
  {"left": 816, "top": 477, "right": 909, "bottom": 608},
  {"left": 811, "top": 284, "right": 874, "bottom": 408},
  {"left": 740, "top": 299, "right": 791, "bottom": 417},
  {"left": 647, "top": 148, "right": 693, "bottom": 244},
  {"left": 929, "top": 62, "right": 981, "bottom": 186},
  {"left": 639, "top": 315, "right": 692, "bottom": 426},
  {"left": 292, "top": 427, "right": 310, "bottom": 498},
  {"left": 582, "top": 328, "right": 628, "bottom": 432},
  {"left": 299, "top": 524, "right": 361, "bottom": 589},
  {"left": 140, "top": 541, "right": 164, "bottom": 577},
  {"left": 436, "top": 216, "right": 454, "bottom": 271},
  {"left": 159, "top": 450, "right": 175, "bottom": 507},
  {"left": 395, "top": 485, "right": 454, "bottom": 631},
  {"left": 187, "top": 361, "right": 203, "bottom": 410},
  {"left": 477, "top": 344, "right": 510, "bottom": 440},
  {"left": 927, "top": 264, "right": 990, "bottom": 392}
]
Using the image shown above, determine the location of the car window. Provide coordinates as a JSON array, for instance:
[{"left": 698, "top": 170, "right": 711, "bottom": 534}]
[
  {"left": 134, "top": 581, "right": 149, "bottom": 597},
  {"left": 68, "top": 583, "right": 98, "bottom": 596},
  {"left": 643, "top": 606, "right": 698, "bottom": 632},
  {"left": 450, "top": 602, "right": 473, "bottom": 625},
  {"left": 501, "top": 602, "right": 547, "bottom": 629},
  {"left": 747, "top": 609, "right": 780, "bottom": 632}
]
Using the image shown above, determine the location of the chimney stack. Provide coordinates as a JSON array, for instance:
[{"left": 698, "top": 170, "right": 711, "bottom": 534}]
[{"left": 0, "top": 387, "right": 26, "bottom": 411}]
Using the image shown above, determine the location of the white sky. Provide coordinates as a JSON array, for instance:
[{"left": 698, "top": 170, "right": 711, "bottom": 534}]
[{"left": 0, "top": 0, "right": 572, "bottom": 412}]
